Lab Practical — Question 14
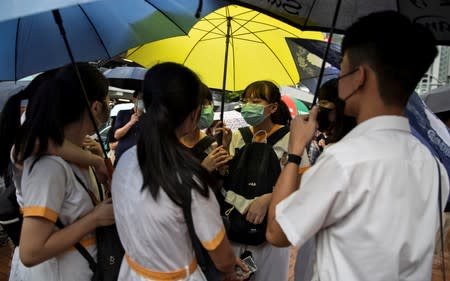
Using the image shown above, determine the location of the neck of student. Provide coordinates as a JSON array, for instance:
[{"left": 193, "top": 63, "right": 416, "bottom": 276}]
[
  {"left": 64, "top": 123, "right": 86, "bottom": 147},
  {"left": 253, "top": 117, "right": 275, "bottom": 134},
  {"left": 180, "top": 128, "right": 201, "bottom": 148}
]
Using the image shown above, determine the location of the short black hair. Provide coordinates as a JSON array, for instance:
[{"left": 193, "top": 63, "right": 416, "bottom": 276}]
[{"left": 341, "top": 11, "right": 437, "bottom": 106}]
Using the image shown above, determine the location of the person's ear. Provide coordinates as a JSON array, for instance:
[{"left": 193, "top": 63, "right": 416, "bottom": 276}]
[
  {"left": 91, "top": 100, "right": 102, "bottom": 114},
  {"left": 355, "top": 65, "right": 367, "bottom": 90},
  {"left": 270, "top": 102, "right": 278, "bottom": 114}
]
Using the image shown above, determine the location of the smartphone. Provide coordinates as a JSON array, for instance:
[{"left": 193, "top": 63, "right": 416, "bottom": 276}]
[{"left": 235, "top": 255, "right": 257, "bottom": 277}]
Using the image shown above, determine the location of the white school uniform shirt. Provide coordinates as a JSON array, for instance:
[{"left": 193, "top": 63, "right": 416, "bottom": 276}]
[
  {"left": 111, "top": 146, "right": 225, "bottom": 281},
  {"left": 9, "top": 156, "right": 97, "bottom": 281},
  {"left": 276, "top": 116, "right": 450, "bottom": 281}
]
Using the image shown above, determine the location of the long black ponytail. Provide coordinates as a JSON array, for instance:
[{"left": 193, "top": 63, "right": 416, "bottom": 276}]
[{"left": 137, "top": 62, "right": 216, "bottom": 206}]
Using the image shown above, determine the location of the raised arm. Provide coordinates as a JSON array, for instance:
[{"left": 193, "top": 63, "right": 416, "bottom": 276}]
[{"left": 266, "top": 107, "right": 318, "bottom": 247}]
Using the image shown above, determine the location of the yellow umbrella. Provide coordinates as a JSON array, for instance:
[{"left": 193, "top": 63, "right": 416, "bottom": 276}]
[{"left": 127, "top": 5, "right": 323, "bottom": 92}]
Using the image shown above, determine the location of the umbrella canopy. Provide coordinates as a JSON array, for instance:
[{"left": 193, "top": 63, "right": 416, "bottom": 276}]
[
  {"left": 127, "top": 4, "right": 324, "bottom": 92},
  {"left": 0, "top": 81, "right": 30, "bottom": 111},
  {"left": 0, "top": 0, "right": 227, "bottom": 81},
  {"left": 420, "top": 84, "right": 450, "bottom": 114},
  {"left": 103, "top": 66, "right": 147, "bottom": 91},
  {"left": 0, "top": 0, "right": 100, "bottom": 22},
  {"left": 281, "top": 95, "right": 309, "bottom": 118},
  {"left": 286, "top": 37, "right": 341, "bottom": 93},
  {"left": 231, "top": 0, "right": 450, "bottom": 45}
]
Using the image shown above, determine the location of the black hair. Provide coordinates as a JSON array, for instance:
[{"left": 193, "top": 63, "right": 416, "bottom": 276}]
[
  {"left": 0, "top": 71, "right": 57, "bottom": 177},
  {"left": 199, "top": 82, "right": 213, "bottom": 104},
  {"left": 318, "top": 78, "right": 356, "bottom": 143},
  {"left": 14, "top": 63, "right": 108, "bottom": 164},
  {"left": 242, "top": 80, "right": 292, "bottom": 125},
  {"left": 137, "top": 62, "right": 216, "bottom": 206},
  {"left": 341, "top": 11, "right": 437, "bottom": 106}
]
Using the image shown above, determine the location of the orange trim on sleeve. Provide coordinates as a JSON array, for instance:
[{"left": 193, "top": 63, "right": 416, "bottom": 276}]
[
  {"left": 298, "top": 166, "right": 310, "bottom": 175},
  {"left": 126, "top": 254, "right": 197, "bottom": 280},
  {"left": 201, "top": 226, "right": 225, "bottom": 251},
  {"left": 68, "top": 237, "right": 97, "bottom": 252},
  {"left": 21, "top": 206, "right": 58, "bottom": 222}
]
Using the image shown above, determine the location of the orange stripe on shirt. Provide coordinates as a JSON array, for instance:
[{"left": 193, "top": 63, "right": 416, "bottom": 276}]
[
  {"left": 298, "top": 166, "right": 310, "bottom": 175},
  {"left": 21, "top": 206, "right": 58, "bottom": 223},
  {"left": 68, "top": 237, "right": 97, "bottom": 252},
  {"left": 126, "top": 254, "right": 197, "bottom": 280},
  {"left": 201, "top": 226, "right": 225, "bottom": 251}
]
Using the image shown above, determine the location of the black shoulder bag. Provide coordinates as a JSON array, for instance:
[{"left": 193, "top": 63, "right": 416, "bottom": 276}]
[
  {"left": 66, "top": 170, "right": 124, "bottom": 281},
  {"left": 182, "top": 189, "right": 221, "bottom": 281}
]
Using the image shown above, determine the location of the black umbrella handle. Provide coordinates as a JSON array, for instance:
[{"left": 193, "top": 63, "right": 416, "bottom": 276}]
[
  {"left": 52, "top": 9, "right": 108, "bottom": 160},
  {"left": 311, "top": 0, "right": 342, "bottom": 108}
]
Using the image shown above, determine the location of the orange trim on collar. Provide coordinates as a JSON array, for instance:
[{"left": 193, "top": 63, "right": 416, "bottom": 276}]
[{"left": 126, "top": 255, "right": 197, "bottom": 280}]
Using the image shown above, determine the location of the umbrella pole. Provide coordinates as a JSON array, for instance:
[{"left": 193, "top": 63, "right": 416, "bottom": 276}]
[
  {"left": 311, "top": 0, "right": 342, "bottom": 107},
  {"left": 220, "top": 16, "right": 232, "bottom": 122},
  {"left": 52, "top": 10, "right": 111, "bottom": 164},
  {"left": 216, "top": 16, "right": 232, "bottom": 146}
]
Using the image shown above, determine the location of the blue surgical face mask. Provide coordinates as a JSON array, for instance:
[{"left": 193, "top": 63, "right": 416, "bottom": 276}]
[
  {"left": 240, "top": 103, "right": 270, "bottom": 126},
  {"left": 198, "top": 105, "right": 214, "bottom": 129}
]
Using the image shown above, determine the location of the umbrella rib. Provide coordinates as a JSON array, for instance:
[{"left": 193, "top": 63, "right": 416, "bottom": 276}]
[
  {"left": 231, "top": 12, "right": 260, "bottom": 36},
  {"left": 238, "top": 19, "right": 303, "bottom": 38},
  {"left": 143, "top": 0, "right": 188, "bottom": 35},
  {"left": 127, "top": 45, "right": 144, "bottom": 58},
  {"left": 252, "top": 32, "right": 297, "bottom": 85},
  {"left": 301, "top": 0, "right": 319, "bottom": 29},
  {"left": 182, "top": 22, "right": 226, "bottom": 64},
  {"left": 78, "top": 5, "right": 111, "bottom": 58},
  {"left": 14, "top": 18, "right": 21, "bottom": 81}
]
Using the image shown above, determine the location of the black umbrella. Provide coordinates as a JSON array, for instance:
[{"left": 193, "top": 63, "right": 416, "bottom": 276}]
[{"left": 231, "top": 0, "right": 450, "bottom": 105}]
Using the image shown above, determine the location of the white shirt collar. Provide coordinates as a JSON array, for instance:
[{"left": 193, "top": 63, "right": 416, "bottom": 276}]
[{"left": 343, "top": 115, "right": 410, "bottom": 141}]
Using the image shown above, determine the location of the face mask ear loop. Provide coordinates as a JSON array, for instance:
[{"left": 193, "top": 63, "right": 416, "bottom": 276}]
[{"left": 252, "top": 130, "right": 268, "bottom": 143}]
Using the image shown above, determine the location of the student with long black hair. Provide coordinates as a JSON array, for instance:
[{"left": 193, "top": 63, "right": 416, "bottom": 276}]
[
  {"left": 111, "top": 62, "right": 247, "bottom": 281},
  {"left": 7, "top": 64, "right": 115, "bottom": 281}
]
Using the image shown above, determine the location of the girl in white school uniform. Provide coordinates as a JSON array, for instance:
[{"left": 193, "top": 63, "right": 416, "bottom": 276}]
[
  {"left": 7, "top": 64, "right": 115, "bottom": 281},
  {"left": 111, "top": 62, "right": 247, "bottom": 281},
  {"left": 226, "top": 81, "right": 310, "bottom": 281}
]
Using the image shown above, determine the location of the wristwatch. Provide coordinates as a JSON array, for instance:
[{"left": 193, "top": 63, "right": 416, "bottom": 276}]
[{"left": 286, "top": 153, "right": 302, "bottom": 165}]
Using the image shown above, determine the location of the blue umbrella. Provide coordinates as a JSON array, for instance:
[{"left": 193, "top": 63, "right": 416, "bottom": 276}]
[
  {"left": 0, "top": 0, "right": 100, "bottom": 22},
  {"left": 0, "top": 0, "right": 227, "bottom": 81},
  {"left": 406, "top": 92, "right": 450, "bottom": 187},
  {"left": 103, "top": 66, "right": 147, "bottom": 91}
]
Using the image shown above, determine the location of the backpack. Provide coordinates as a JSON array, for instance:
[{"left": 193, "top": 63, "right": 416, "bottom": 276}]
[
  {"left": 189, "top": 136, "right": 215, "bottom": 161},
  {"left": 0, "top": 166, "right": 22, "bottom": 246},
  {"left": 71, "top": 170, "right": 124, "bottom": 281},
  {"left": 222, "top": 126, "right": 289, "bottom": 245}
]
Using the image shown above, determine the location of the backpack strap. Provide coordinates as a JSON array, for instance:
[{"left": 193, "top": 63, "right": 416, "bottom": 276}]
[
  {"left": 435, "top": 158, "right": 447, "bottom": 281},
  {"left": 55, "top": 219, "right": 97, "bottom": 274},
  {"left": 190, "top": 136, "right": 216, "bottom": 160},
  {"left": 266, "top": 126, "right": 290, "bottom": 146},
  {"left": 239, "top": 127, "right": 253, "bottom": 144}
]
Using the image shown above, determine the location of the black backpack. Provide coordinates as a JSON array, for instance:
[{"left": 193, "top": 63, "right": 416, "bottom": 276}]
[
  {"left": 222, "top": 126, "right": 289, "bottom": 245},
  {"left": 0, "top": 165, "right": 22, "bottom": 246}
]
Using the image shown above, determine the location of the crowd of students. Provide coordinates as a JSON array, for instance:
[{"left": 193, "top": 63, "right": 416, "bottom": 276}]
[{"left": 0, "top": 10, "right": 449, "bottom": 281}]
